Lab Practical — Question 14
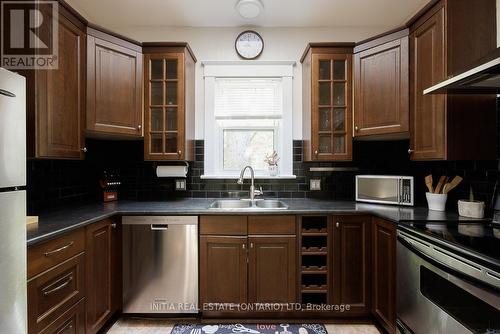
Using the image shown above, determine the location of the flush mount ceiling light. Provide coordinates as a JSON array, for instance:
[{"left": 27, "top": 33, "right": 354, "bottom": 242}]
[{"left": 236, "top": 0, "right": 264, "bottom": 19}]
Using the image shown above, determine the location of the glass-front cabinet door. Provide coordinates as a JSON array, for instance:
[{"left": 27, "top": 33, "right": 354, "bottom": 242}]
[
  {"left": 311, "top": 54, "right": 352, "bottom": 161},
  {"left": 144, "top": 53, "right": 185, "bottom": 160}
]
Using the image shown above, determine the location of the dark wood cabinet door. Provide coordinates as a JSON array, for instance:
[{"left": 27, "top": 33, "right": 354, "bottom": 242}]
[
  {"left": 87, "top": 35, "right": 143, "bottom": 137},
  {"left": 85, "top": 219, "right": 120, "bottom": 334},
  {"left": 311, "top": 54, "right": 352, "bottom": 161},
  {"left": 332, "top": 215, "right": 371, "bottom": 315},
  {"left": 248, "top": 236, "right": 297, "bottom": 303},
  {"left": 354, "top": 36, "right": 409, "bottom": 137},
  {"left": 38, "top": 298, "right": 85, "bottom": 334},
  {"left": 409, "top": 5, "right": 446, "bottom": 160},
  {"left": 372, "top": 218, "right": 396, "bottom": 334},
  {"left": 35, "top": 11, "right": 85, "bottom": 159},
  {"left": 200, "top": 236, "right": 248, "bottom": 305},
  {"left": 144, "top": 53, "right": 186, "bottom": 160}
]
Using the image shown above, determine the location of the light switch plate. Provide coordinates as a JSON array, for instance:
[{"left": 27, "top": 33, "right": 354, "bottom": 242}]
[
  {"left": 175, "top": 179, "right": 186, "bottom": 191},
  {"left": 310, "top": 178, "right": 321, "bottom": 191}
]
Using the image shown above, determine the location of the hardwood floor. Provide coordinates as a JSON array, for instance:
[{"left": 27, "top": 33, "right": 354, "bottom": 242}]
[{"left": 104, "top": 319, "right": 380, "bottom": 334}]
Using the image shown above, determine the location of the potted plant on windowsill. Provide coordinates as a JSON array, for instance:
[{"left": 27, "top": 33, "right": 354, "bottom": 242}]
[
  {"left": 458, "top": 187, "right": 485, "bottom": 219},
  {"left": 264, "top": 151, "right": 280, "bottom": 177}
]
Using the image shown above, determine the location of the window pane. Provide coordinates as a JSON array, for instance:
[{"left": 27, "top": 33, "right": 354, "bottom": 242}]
[
  {"left": 166, "top": 82, "right": 177, "bottom": 105},
  {"left": 333, "top": 60, "right": 345, "bottom": 80},
  {"left": 166, "top": 107, "right": 177, "bottom": 131},
  {"left": 334, "top": 136, "right": 345, "bottom": 153},
  {"left": 165, "top": 133, "right": 177, "bottom": 153},
  {"left": 319, "top": 82, "right": 331, "bottom": 105},
  {"left": 151, "top": 60, "right": 163, "bottom": 80},
  {"left": 223, "top": 129, "right": 274, "bottom": 171},
  {"left": 319, "top": 135, "right": 332, "bottom": 153},
  {"left": 319, "top": 108, "right": 331, "bottom": 131},
  {"left": 333, "top": 108, "right": 345, "bottom": 132},
  {"left": 166, "top": 59, "right": 177, "bottom": 79},
  {"left": 151, "top": 108, "right": 163, "bottom": 131},
  {"left": 151, "top": 82, "right": 163, "bottom": 105},
  {"left": 333, "top": 83, "right": 345, "bottom": 106},
  {"left": 319, "top": 60, "right": 331, "bottom": 80},
  {"left": 150, "top": 133, "right": 163, "bottom": 153}
]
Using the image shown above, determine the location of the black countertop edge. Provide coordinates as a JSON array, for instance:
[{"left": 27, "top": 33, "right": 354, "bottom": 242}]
[{"left": 27, "top": 198, "right": 489, "bottom": 246}]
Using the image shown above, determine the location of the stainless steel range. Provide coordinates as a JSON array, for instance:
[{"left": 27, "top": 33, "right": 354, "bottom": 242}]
[{"left": 396, "top": 220, "right": 500, "bottom": 334}]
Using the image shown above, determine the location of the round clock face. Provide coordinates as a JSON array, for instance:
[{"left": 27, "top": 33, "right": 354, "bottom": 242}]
[{"left": 235, "top": 30, "right": 264, "bottom": 59}]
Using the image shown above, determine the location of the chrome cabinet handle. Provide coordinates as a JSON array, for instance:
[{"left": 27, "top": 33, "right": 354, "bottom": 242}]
[
  {"left": 137, "top": 124, "right": 142, "bottom": 131},
  {"left": 408, "top": 148, "right": 414, "bottom": 154},
  {"left": 314, "top": 150, "right": 318, "bottom": 155},
  {"left": 81, "top": 147, "right": 87, "bottom": 153},
  {"left": 242, "top": 243, "right": 246, "bottom": 249},
  {"left": 43, "top": 274, "right": 73, "bottom": 296},
  {"left": 250, "top": 242, "right": 254, "bottom": 248},
  {"left": 178, "top": 150, "right": 182, "bottom": 155},
  {"left": 336, "top": 222, "right": 340, "bottom": 228},
  {"left": 354, "top": 126, "right": 359, "bottom": 131},
  {"left": 44, "top": 241, "right": 74, "bottom": 257},
  {"left": 111, "top": 223, "right": 117, "bottom": 228}
]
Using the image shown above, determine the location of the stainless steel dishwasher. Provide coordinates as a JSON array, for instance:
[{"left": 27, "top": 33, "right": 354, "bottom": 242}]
[{"left": 122, "top": 216, "right": 198, "bottom": 314}]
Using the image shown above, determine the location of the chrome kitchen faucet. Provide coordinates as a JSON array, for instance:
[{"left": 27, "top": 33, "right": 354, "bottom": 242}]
[{"left": 237, "top": 166, "right": 263, "bottom": 201}]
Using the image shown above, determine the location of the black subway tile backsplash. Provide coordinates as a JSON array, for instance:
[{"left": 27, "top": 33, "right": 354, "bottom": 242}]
[{"left": 27, "top": 100, "right": 500, "bottom": 213}]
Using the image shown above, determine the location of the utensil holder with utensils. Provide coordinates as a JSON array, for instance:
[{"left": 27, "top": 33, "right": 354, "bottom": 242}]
[{"left": 424, "top": 174, "right": 463, "bottom": 211}]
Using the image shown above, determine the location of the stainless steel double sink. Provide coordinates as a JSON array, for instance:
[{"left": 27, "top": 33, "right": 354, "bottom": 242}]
[{"left": 209, "top": 199, "right": 288, "bottom": 210}]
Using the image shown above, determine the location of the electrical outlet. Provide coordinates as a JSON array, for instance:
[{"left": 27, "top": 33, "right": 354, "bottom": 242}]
[
  {"left": 310, "top": 178, "right": 321, "bottom": 191},
  {"left": 175, "top": 179, "right": 186, "bottom": 191}
]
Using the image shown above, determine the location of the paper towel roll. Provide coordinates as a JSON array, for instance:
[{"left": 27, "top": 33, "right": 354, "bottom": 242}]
[{"left": 156, "top": 165, "right": 188, "bottom": 177}]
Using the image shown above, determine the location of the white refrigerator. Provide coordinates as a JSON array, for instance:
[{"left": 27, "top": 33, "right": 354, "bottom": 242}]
[{"left": 0, "top": 67, "right": 27, "bottom": 333}]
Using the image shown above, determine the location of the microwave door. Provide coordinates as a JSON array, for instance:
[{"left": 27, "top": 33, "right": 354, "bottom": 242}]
[{"left": 356, "top": 177, "right": 400, "bottom": 205}]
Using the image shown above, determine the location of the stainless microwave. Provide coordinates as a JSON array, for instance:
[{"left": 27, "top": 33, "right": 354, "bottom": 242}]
[{"left": 355, "top": 175, "right": 414, "bottom": 206}]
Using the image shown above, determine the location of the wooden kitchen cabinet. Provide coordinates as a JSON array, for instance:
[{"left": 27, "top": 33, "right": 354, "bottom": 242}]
[
  {"left": 200, "top": 236, "right": 248, "bottom": 305},
  {"left": 200, "top": 215, "right": 297, "bottom": 309},
  {"left": 332, "top": 215, "right": 371, "bottom": 315},
  {"left": 354, "top": 30, "right": 409, "bottom": 139},
  {"left": 248, "top": 236, "right": 296, "bottom": 304},
  {"left": 301, "top": 44, "right": 354, "bottom": 161},
  {"left": 408, "top": 0, "right": 497, "bottom": 160},
  {"left": 85, "top": 218, "right": 121, "bottom": 334},
  {"left": 86, "top": 26, "right": 143, "bottom": 138},
  {"left": 372, "top": 218, "right": 397, "bottom": 334},
  {"left": 143, "top": 43, "right": 196, "bottom": 161},
  {"left": 22, "top": 4, "right": 86, "bottom": 159}
]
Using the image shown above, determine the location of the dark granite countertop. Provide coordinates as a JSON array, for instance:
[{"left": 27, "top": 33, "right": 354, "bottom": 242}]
[{"left": 27, "top": 198, "right": 487, "bottom": 246}]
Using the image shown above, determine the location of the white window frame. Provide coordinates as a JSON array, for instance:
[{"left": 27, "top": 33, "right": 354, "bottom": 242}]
[{"left": 202, "top": 61, "right": 295, "bottom": 179}]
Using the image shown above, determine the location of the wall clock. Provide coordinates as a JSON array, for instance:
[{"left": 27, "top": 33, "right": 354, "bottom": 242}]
[{"left": 235, "top": 30, "right": 264, "bottom": 59}]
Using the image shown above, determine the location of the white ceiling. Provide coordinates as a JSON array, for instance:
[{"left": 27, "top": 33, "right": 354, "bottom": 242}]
[{"left": 66, "top": 0, "right": 430, "bottom": 30}]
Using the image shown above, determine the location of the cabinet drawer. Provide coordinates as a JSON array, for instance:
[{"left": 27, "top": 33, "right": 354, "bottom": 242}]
[
  {"left": 28, "top": 228, "right": 85, "bottom": 279},
  {"left": 200, "top": 216, "right": 247, "bottom": 235},
  {"left": 28, "top": 253, "right": 85, "bottom": 334},
  {"left": 38, "top": 298, "right": 85, "bottom": 334},
  {"left": 248, "top": 216, "right": 296, "bottom": 235}
]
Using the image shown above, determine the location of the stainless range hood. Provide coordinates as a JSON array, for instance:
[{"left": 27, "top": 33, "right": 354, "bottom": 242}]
[{"left": 424, "top": 47, "right": 500, "bottom": 94}]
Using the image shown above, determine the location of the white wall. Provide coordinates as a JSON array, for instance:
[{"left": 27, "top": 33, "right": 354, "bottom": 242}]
[{"left": 119, "top": 26, "right": 383, "bottom": 139}]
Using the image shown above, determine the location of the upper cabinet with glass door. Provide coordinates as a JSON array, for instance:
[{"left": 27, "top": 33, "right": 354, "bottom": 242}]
[
  {"left": 301, "top": 44, "right": 353, "bottom": 161},
  {"left": 143, "top": 43, "right": 196, "bottom": 161}
]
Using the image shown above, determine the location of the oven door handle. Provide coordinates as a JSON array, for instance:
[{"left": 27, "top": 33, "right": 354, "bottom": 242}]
[{"left": 398, "top": 231, "right": 500, "bottom": 291}]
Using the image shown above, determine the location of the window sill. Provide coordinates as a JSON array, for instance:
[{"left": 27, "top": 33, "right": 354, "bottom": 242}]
[{"left": 200, "top": 175, "right": 297, "bottom": 180}]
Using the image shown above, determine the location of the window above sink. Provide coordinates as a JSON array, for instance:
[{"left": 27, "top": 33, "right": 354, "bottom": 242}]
[{"left": 202, "top": 61, "right": 295, "bottom": 179}]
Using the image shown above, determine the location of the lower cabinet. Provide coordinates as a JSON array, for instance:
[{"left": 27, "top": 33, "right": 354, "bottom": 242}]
[
  {"left": 248, "top": 236, "right": 296, "bottom": 303},
  {"left": 372, "top": 218, "right": 397, "bottom": 333},
  {"left": 199, "top": 215, "right": 297, "bottom": 312},
  {"left": 199, "top": 236, "right": 248, "bottom": 304},
  {"left": 38, "top": 298, "right": 86, "bottom": 334},
  {"left": 332, "top": 215, "right": 371, "bottom": 315},
  {"left": 85, "top": 218, "right": 121, "bottom": 334},
  {"left": 27, "top": 219, "right": 121, "bottom": 334}
]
